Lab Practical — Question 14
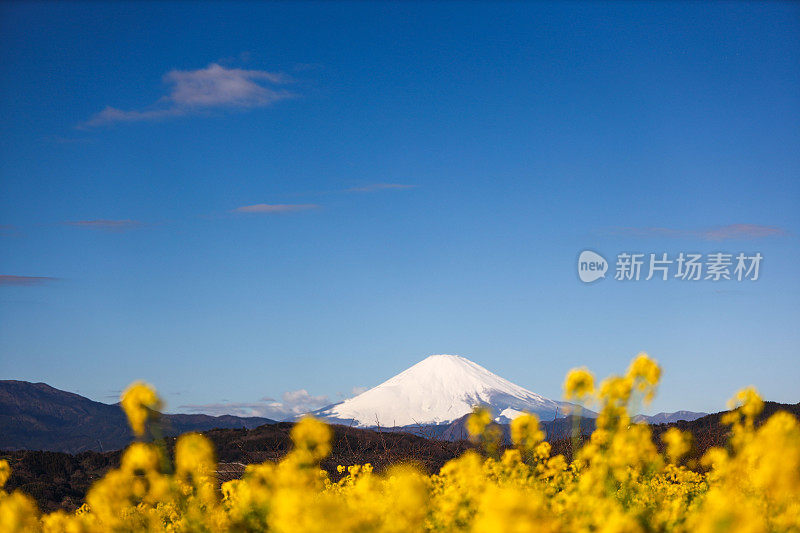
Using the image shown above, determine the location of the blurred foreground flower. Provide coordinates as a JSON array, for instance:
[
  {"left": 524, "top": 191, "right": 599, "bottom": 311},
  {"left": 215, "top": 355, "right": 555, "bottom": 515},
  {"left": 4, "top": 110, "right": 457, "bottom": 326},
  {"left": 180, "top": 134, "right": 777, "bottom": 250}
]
[{"left": 120, "top": 381, "right": 163, "bottom": 436}]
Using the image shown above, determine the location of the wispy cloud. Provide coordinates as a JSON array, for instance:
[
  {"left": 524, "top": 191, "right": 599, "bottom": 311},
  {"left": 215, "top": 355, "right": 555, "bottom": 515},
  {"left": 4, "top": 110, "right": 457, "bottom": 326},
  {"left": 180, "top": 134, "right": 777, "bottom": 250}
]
[
  {"left": 103, "top": 389, "right": 124, "bottom": 401},
  {"left": 49, "top": 135, "right": 96, "bottom": 145},
  {"left": 180, "top": 389, "right": 330, "bottom": 420},
  {"left": 699, "top": 224, "right": 788, "bottom": 240},
  {"left": 64, "top": 219, "right": 144, "bottom": 232},
  {"left": 0, "top": 275, "right": 57, "bottom": 286},
  {"left": 345, "top": 183, "right": 416, "bottom": 193},
  {"left": 83, "top": 63, "right": 294, "bottom": 127},
  {"left": 604, "top": 224, "right": 788, "bottom": 241},
  {"left": 84, "top": 107, "right": 185, "bottom": 126},
  {"left": 232, "top": 203, "right": 319, "bottom": 214}
]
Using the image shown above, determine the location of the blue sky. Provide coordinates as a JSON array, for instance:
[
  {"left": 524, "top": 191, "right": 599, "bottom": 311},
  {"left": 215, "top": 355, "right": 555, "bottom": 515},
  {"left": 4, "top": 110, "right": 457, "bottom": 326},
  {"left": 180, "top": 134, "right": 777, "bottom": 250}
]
[{"left": 1, "top": 2, "right": 798, "bottom": 418}]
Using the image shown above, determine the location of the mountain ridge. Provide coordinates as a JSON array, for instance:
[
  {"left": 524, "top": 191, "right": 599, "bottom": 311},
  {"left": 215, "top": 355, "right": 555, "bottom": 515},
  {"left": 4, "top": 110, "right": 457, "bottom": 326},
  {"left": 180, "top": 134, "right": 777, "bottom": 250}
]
[
  {"left": 634, "top": 410, "right": 707, "bottom": 424},
  {"left": 0, "top": 380, "right": 275, "bottom": 453}
]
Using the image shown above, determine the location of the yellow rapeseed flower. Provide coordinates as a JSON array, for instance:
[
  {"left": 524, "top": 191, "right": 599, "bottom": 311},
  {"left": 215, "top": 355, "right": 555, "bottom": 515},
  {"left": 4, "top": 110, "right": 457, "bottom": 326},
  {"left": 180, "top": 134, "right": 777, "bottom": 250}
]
[
  {"left": 564, "top": 366, "right": 595, "bottom": 402},
  {"left": 510, "top": 413, "right": 544, "bottom": 453},
  {"left": 0, "top": 491, "right": 40, "bottom": 532},
  {"left": 175, "top": 432, "right": 216, "bottom": 479},
  {"left": 661, "top": 427, "right": 691, "bottom": 464},
  {"left": 627, "top": 352, "right": 661, "bottom": 404},
  {"left": 466, "top": 406, "right": 492, "bottom": 440},
  {"left": 120, "top": 381, "right": 163, "bottom": 437},
  {"left": 0, "top": 459, "right": 10, "bottom": 488},
  {"left": 291, "top": 416, "right": 333, "bottom": 462}
]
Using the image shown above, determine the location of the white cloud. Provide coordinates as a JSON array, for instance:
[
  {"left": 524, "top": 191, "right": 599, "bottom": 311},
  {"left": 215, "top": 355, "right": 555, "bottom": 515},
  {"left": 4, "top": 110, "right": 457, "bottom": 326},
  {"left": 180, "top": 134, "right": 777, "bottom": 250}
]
[
  {"left": 165, "top": 63, "right": 291, "bottom": 107},
  {"left": 83, "top": 63, "right": 294, "bottom": 127},
  {"left": 179, "top": 389, "right": 330, "bottom": 421},
  {"left": 279, "top": 389, "right": 330, "bottom": 413}
]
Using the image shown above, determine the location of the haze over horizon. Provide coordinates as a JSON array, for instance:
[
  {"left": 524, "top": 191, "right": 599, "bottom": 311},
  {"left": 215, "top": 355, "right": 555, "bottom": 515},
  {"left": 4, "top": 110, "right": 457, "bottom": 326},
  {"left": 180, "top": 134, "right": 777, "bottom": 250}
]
[{"left": 1, "top": 2, "right": 799, "bottom": 417}]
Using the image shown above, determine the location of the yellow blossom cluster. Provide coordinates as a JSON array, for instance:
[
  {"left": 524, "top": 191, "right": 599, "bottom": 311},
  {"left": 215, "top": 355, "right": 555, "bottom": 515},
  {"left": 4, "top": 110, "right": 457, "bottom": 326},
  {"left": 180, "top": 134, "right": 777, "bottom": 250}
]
[
  {"left": 120, "top": 382, "right": 164, "bottom": 437},
  {"left": 1, "top": 353, "right": 798, "bottom": 532}
]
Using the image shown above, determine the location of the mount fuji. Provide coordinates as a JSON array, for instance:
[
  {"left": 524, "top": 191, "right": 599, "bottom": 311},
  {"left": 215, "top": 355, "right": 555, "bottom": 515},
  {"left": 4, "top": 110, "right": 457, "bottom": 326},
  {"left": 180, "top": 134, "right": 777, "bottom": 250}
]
[{"left": 314, "top": 354, "right": 585, "bottom": 427}]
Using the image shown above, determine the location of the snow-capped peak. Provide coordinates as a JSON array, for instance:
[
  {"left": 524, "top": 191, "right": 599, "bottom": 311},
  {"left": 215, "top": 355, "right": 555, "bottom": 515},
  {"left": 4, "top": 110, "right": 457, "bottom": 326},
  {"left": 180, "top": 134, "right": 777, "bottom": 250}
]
[{"left": 315, "top": 354, "right": 570, "bottom": 427}]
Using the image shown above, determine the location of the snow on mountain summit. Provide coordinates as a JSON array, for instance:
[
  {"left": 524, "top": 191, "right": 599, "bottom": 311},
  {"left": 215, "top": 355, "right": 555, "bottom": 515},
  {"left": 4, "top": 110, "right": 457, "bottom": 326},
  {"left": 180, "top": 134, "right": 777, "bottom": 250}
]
[{"left": 315, "top": 354, "right": 570, "bottom": 427}]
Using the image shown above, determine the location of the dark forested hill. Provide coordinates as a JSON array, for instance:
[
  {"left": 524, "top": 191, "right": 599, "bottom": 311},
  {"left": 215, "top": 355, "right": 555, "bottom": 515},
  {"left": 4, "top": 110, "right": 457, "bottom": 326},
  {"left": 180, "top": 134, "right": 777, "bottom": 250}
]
[{"left": 2, "top": 422, "right": 473, "bottom": 512}]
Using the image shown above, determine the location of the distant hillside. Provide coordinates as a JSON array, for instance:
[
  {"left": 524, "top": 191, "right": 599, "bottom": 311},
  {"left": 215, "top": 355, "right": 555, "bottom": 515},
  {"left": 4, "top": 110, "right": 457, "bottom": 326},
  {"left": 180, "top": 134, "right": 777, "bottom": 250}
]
[
  {"left": 649, "top": 401, "right": 800, "bottom": 463},
  {"left": 0, "top": 381, "right": 275, "bottom": 453}
]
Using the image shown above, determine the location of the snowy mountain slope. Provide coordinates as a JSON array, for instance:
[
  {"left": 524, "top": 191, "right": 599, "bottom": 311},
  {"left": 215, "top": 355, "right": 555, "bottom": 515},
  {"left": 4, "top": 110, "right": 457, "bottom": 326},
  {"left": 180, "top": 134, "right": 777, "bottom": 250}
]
[{"left": 314, "top": 354, "right": 583, "bottom": 427}]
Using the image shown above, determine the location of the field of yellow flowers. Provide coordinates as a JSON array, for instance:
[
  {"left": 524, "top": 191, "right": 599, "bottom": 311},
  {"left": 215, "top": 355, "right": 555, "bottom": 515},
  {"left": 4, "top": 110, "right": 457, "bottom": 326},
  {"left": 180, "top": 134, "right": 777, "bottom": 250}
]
[{"left": 1, "top": 353, "right": 798, "bottom": 532}]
